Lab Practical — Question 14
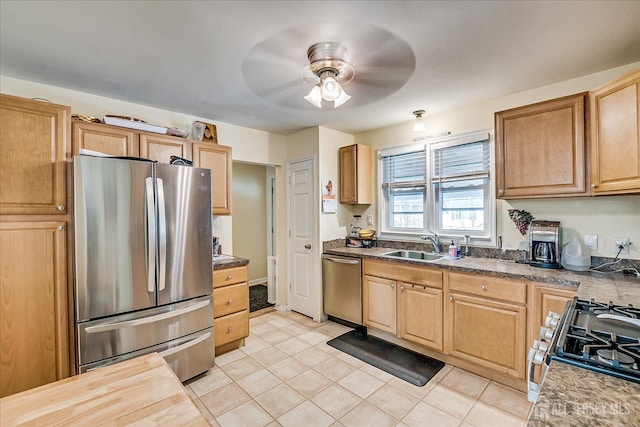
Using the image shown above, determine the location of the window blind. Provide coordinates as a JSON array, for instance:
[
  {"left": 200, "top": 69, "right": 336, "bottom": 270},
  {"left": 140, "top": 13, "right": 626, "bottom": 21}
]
[
  {"left": 381, "top": 150, "right": 426, "bottom": 188},
  {"left": 432, "top": 140, "right": 490, "bottom": 182}
]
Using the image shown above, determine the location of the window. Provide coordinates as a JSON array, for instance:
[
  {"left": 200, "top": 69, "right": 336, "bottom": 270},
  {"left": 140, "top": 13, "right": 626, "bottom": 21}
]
[
  {"left": 380, "top": 148, "right": 426, "bottom": 232},
  {"left": 378, "top": 131, "right": 495, "bottom": 245}
]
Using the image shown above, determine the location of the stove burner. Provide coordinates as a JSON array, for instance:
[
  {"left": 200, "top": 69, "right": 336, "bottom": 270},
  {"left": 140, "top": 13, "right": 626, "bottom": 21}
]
[
  {"left": 596, "top": 349, "right": 636, "bottom": 369},
  {"left": 579, "top": 299, "right": 640, "bottom": 318}
]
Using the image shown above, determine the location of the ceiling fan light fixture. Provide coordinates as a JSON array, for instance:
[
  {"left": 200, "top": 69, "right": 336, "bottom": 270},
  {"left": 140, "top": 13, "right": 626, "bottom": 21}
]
[
  {"left": 413, "top": 109, "right": 426, "bottom": 132},
  {"left": 333, "top": 89, "right": 351, "bottom": 108},
  {"left": 304, "top": 85, "right": 323, "bottom": 108},
  {"left": 303, "top": 42, "right": 354, "bottom": 108},
  {"left": 321, "top": 74, "right": 341, "bottom": 101}
]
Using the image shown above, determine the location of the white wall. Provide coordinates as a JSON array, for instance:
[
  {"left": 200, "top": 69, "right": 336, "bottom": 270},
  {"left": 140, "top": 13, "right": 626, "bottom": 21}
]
[
  {"left": 318, "top": 127, "right": 354, "bottom": 242},
  {"left": 351, "top": 62, "right": 640, "bottom": 259}
]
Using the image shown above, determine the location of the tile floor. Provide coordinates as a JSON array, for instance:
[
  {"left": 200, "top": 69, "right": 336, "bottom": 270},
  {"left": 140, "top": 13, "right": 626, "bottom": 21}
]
[{"left": 185, "top": 310, "right": 533, "bottom": 427}]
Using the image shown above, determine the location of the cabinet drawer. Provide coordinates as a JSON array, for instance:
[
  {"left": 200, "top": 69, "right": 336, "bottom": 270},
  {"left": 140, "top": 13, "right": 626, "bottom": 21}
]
[
  {"left": 363, "top": 259, "right": 442, "bottom": 289},
  {"left": 213, "top": 282, "right": 248, "bottom": 317},
  {"left": 214, "top": 266, "right": 248, "bottom": 288},
  {"left": 214, "top": 310, "right": 249, "bottom": 347},
  {"left": 448, "top": 272, "right": 526, "bottom": 304}
]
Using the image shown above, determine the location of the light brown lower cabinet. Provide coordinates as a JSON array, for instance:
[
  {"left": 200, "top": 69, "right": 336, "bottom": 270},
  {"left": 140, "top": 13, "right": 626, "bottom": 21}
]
[
  {"left": 213, "top": 265, "right": 249, "bottom": 355},
  {"left": 363, "top": 274, "right": 397, "bottom": 334},
  {"left": 0, "top": 222, "right": 70, "bottom": 397},
  {"left": 445, "top": 292, "right": 526, "bottom": 379},
  {"left": 363, "top": 260, "right": 443, "bottom": 349},
  {"left": 445, "top": 271, "right": 527, "bottom": 379},
  {"left": 529, "top": 283, "right": 576, "bottom": 345},
  {"left": 397, "top": 283, "right": 443, "bottom": 352}
]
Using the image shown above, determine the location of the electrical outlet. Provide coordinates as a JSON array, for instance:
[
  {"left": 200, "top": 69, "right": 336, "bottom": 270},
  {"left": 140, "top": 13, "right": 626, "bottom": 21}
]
[
  {"left": 614, "top": 237, "right": 631, "bottom": 254},
  {"left": 367, "top": 215, "right": 373, "bottom": 226},
  {"left": 584, "top": 234, "right": 598, "bottom": 251}
]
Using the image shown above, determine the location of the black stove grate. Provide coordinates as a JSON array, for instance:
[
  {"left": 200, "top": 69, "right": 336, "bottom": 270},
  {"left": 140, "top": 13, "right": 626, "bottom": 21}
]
[{"left": 552, "top": 298, "right": 640, "bottom": 383}]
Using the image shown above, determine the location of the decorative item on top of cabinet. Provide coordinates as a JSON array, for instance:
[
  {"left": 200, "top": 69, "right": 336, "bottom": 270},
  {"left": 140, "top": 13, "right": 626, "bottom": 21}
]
[
  {"left": 339, "top": 144, "right": 371, "bottom": 204},
  {"left": 495, "top": 93, "right": 587, "bottom": 199},
  {"left": 213, "top": 265, "right": 249, "bottom": 355},
  {"left": 589, "top": 67, "right": 640, "bottom": 195},
  {"left": 0, "top": 94, "right": 70, "bottom": 215},
  {"left": 193, "top": 143, "right": 232, "bottom": 215},
  {"left": 72, "top": 120, "right": 138, "bottom": 157},
  {"left": 445, "top": 271, "right": 527, "bottom": 379},
  {"left": 0, "top": 221, "right": 70, "bottom": 397}
]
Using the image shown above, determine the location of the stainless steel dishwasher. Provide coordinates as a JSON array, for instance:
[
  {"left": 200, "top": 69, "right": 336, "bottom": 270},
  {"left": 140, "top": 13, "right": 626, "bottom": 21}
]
[{"left": 322, "top": 254, "right": 362, "bottom": 326}]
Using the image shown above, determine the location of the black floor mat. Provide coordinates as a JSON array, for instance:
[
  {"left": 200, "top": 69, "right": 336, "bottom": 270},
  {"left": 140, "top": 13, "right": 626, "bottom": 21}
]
[
  {"left": 249, "top": 284, "right": 274, "bottom": 312},
  {"left": 327, "top": 330, "right": 445, "bottom": 386}
]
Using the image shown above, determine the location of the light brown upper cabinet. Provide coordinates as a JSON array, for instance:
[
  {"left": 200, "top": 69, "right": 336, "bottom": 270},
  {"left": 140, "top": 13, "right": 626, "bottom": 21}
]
[
  {"left": 495, "top": 93, "right": 587, "bottom": 199},
  {"left": 339, "top": 144, "right": 371, "bottom": 204},
  {"left": 0, "top": 94, "right": 70, "bottom": 215},
  {"left": 193, "top": 143, "right": 232, "bottom": 215},
  {"left": 72, "top": 121, "right": 138, "bottom": 157},
  {"left": 139, "top": 133, "right": 191, "bottom": 164},
  {"left": 589, "top": 68, "right": 640, "bottom": 195}
]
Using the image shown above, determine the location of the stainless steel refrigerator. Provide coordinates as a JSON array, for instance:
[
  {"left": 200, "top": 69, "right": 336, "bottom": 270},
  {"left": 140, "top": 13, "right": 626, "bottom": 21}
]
[{"left": 74, "top": 155, "right": 214, "bottom": 381}]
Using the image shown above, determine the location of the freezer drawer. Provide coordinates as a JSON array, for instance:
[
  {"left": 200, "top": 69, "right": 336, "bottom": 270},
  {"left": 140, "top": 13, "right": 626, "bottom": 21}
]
[
  {"left": 78, "top": 295, "right": 213, "bottom": 366},
  {"left": 80, "top": 328, "right": 214, "bottom": 382}
]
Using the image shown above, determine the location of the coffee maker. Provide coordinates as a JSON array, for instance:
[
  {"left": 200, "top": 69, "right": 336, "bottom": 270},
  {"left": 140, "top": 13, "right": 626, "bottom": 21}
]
[{"left": 529, "top": 220, "right": 561, "bottom": 269}]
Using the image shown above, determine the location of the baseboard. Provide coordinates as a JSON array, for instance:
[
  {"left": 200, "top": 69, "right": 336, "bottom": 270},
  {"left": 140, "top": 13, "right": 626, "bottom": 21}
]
[{"left": 249, "top": 277, "right": 268, "bottom": 286}]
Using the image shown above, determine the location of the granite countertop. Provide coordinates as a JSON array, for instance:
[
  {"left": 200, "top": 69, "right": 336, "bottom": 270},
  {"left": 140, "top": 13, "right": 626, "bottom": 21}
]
[
  {"left": 527, "top": 362, "right": 640, "bottom": 427},
  {"left": 323, "top": 243, "right": 640, "bottom": 427},
  {"left": 323, "top": 245, "right": 640, "bottom": 306},
  {"left": 212, "top": 255, "right": 249, "bottom": 269}
]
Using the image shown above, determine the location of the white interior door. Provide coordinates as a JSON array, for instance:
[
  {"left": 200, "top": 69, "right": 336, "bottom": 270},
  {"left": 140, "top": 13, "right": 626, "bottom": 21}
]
[{"left": 288, "top": 158, "right": 316, "bottom": 318}]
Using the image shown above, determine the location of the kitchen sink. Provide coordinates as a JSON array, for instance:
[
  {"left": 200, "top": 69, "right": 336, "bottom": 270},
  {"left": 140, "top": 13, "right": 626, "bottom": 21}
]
[{"left": 381, "top": 250, "right": 444, "bottom": 262}]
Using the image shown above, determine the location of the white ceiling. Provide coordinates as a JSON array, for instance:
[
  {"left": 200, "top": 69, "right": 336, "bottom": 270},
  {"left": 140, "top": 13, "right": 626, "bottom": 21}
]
[{"left": 1, "top": 1, "right": 639, "bottom": 135}]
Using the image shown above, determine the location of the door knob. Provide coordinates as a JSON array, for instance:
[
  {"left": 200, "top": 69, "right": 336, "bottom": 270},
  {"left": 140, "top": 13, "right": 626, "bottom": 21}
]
[{"left": 305, "top": 244, "right": 312, "bottom": 249}]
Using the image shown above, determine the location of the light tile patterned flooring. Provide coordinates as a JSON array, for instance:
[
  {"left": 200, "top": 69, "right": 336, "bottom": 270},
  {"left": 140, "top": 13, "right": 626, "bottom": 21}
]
[{"left": 185, "top": 310, "right": 533, "bottom": 427}]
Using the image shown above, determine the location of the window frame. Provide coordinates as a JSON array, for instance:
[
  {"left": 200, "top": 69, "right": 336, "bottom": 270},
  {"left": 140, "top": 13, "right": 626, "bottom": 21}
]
[{"left": 377, "top": 130, "right": 496, "bottom": 247}]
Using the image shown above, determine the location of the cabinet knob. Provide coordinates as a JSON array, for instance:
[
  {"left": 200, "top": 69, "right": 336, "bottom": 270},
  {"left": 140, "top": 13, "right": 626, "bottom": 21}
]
[
  {"left": 57, "top": 205, "right": 65, "bottom": 211},
  {"left": 400, "top": 286, "right": 404, "bottom": 291},
  {"left": 58, "top": 225, "right": 65, "bottom": 231},
  {"left": 226, "top": 275, "right": 232, "bottom": 280},
  {"left": 390, "top": 283, "right": 395, "bottom": 288},
  {"left": 498, "top": 189, "right": 504, "bottom": 195},
  {"left": 591, "top": 184, "right": 597, "bottom": 188},
  {"left": 227, "top": 327, "right": 233, "bottom": 333},
  {"left": 448, "top": 296, "right": 453, "bottom": 301},
  {"left": 227, "top": 299, "right": 232, "bottom": 305},
  {"left": 481, "top": 285, "right": 487, "bottom": 291}
]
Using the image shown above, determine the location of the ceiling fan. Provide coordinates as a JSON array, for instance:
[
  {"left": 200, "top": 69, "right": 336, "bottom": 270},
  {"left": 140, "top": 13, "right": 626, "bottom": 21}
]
[
  {"left": 302, "top": 42, "right": 355, "bottom": 109},
  {"left": 241, "top": 23, "right": 417, "bottom": 110}
]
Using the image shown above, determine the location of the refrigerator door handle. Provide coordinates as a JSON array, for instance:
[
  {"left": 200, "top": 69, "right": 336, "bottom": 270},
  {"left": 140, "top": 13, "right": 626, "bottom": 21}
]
[
  {"left": 84, "top": 299, "right": 211, "bottom": 334},
  {"left": 157, "top": 178, "right": 167, "bottom": 292},
  {"left": 145, "top": 177, "right": 156, "bottom": 294},
  {"left": 158, "top": 332, "right": 211, "bottom": 358}
]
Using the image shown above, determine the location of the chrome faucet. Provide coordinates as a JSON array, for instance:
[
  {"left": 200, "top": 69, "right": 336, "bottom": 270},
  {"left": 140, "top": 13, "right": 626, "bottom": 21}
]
[{"left": 421, "top": 231, "right": 441, "bottom": 253}]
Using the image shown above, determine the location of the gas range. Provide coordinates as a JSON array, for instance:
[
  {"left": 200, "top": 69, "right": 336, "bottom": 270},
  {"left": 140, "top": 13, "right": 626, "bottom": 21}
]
[
  {"left": 550, "top": 299, "right": 640, "bottom": 383},
  {"left": 528, "top": 297, "right": 640, "bottom": 402}
]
